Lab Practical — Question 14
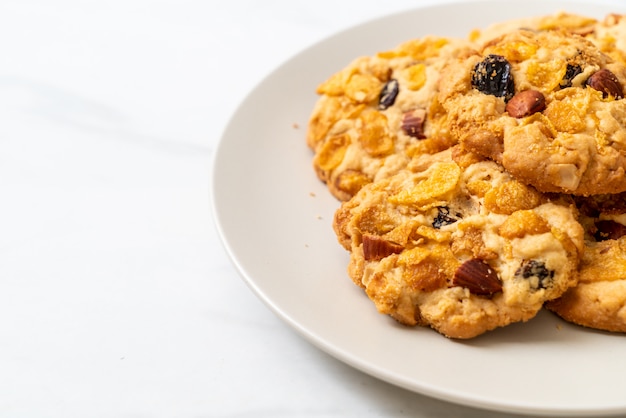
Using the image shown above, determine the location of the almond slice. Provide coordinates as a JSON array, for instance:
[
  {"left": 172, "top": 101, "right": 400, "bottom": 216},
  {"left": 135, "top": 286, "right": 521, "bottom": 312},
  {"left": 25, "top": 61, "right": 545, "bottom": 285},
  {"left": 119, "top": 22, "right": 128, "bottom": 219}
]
[
  {"left": 362, "top": 234, "right": 404, "bottom": 261},
  {"left": 452, "top": 258, "right": 503, "bottom": 296}
]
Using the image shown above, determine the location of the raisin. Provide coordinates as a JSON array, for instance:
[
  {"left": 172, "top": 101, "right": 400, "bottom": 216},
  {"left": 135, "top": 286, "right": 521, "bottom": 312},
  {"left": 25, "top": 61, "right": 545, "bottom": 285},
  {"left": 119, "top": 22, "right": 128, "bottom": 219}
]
[
  {"left": 471, "top": 54, "right": 515, "bottom": 101},
  {"left": 594, "top": 220, "right": 626, "bottom": 241},
  {"left": 560, "top": 63, "right": 582, "bottom": 88},
  {"left": 514, "top": 260, "right": 554, "bottom": 289},
  {"left": 378, "top": 79, "right": 399, "bottom": 110},
  {"left": 432, "top": 206, "right": 460, "bottom": 229}
]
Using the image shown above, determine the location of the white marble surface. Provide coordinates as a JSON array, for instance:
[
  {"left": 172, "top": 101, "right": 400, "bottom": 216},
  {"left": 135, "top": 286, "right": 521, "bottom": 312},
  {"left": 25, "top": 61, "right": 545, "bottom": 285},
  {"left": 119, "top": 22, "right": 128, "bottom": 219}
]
[{"left": 2, "top": 1, "right": 625, "bottom": 417}]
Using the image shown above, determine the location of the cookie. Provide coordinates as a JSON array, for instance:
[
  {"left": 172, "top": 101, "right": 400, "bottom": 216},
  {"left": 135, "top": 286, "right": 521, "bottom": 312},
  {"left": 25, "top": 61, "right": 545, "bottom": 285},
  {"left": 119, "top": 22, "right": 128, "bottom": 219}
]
[
  {"left": 333, "top": 148, "right": 584, "bottom": 339},
  {"left": 306, "top": 36, "right": 473, "bottom": 201},
  {"left": 587, "top": 14, "right": 626, "bottom": 64},
  {"left": 438, "top": 27, "right": 626, "bottom": 195},
  {"left": 546, "top": 193, "right": 626, "bottom": 332},
  {"left": 472, "top": 12, "right": 626, "bottom": 62},
  {"left": 470, "top": 11, "right": 601, "bottom": 44}
]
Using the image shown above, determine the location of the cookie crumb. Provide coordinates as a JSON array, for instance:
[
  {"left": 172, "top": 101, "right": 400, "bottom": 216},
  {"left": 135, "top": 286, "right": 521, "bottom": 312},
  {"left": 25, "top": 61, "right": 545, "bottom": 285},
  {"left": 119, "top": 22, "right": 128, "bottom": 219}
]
[
  {"left": 292, "top": 122, "right": 300, "bottom": 129},
  {"left": 309, "top": 192, "right": 316, "bottom": 197}
]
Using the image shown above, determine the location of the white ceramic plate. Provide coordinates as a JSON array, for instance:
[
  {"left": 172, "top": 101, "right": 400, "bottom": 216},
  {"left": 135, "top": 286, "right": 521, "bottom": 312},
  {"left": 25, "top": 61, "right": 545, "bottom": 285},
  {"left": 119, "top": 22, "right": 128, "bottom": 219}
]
[{"left": 211, "top": 0, "right": 626, "bottom": 415}]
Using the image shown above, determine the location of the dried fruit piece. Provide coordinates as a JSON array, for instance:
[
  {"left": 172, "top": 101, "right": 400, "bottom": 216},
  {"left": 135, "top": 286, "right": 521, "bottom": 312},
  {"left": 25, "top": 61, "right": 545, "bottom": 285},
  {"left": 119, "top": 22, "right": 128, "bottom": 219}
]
[
  {"left": 560, "top": 63, "right": 583, "bottom": 88},
  {"left": 594, "top": 220, "right": 626, "bottom": 241},
  {"left": 585, "top": 69, "right": 624, "bottom": 99},
  {"left": 362, "top": 234, "right": 404, "bottom": 261},
  {"left": 471, "top": 54, "right": 515, "bottom": 101},
  {"left": 378, "top": 79, "right": 399, "bottom": 110},
  {"left": 505, "top": 90, "right": 546, "bottom": 118},
  {"left": 453, "top": 259, "right": 503, "bottom": 296},
  {"left": 514, "top": 259, "right": 554, "bottom": 289},
  {"left": 432, "top": 206, "right": 460, "bottom": 229},
  {"left": 401, "top": 109, "right": 426, "bottom": 139}
]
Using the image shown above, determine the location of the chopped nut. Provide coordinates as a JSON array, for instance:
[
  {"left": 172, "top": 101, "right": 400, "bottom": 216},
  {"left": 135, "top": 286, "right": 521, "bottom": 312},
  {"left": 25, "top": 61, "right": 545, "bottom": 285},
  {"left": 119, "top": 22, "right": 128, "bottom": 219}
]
[
  {"left": 401, "top": 109, "right": 427, "bottom": 139},
  {"left": 505, "top": 90, "right": 546, "bottom": 118},
  {"left": 452, "top": 259, "right": 503, "bottom": 296},
  {"left": 362, "top": 234, "right": 404, "bottom": 261},
  {"left": 585, "top": 69, "right": 624, "bottom": 99}
]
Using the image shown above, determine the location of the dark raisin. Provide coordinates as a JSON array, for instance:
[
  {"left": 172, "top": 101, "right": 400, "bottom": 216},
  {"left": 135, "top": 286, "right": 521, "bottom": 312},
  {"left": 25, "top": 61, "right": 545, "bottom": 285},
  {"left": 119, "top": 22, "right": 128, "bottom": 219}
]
[
  {"left": 560, "top": 64, "right": 583, "bottom": 88},
  {"left": 471, "top": 54, "right": 515, "bottom": 101},
  {"left": 378, "top": 79, "right": 399, "bottom": 110},
  {"left": 594, "top": 220, "right": 626, "bottom": 241},
  {"left": 432, "top": 207, "right": 460, "bottom": 229},
  {"left": 514, "top": 260, "right": 554, "bottom": 289}
]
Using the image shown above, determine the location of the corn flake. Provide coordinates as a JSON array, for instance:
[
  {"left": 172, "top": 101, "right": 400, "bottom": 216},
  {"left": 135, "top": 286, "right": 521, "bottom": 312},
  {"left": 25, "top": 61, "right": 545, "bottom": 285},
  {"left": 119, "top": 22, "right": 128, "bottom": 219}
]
[{"left": 389, "top": 162, "right": 461, "bottom": 207}]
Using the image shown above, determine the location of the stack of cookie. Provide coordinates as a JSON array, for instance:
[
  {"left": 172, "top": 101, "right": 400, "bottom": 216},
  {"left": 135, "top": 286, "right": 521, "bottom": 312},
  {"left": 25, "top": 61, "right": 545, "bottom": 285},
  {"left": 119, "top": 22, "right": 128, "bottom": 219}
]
[{"left": 306, "top": 12, "right": 626, "bottom": 338}]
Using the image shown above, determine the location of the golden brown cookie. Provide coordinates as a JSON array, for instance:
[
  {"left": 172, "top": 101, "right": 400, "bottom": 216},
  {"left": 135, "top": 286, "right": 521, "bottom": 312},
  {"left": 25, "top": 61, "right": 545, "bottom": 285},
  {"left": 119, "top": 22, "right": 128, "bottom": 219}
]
[
  {"left": 439, "top": 27, "right": 626, "bottom": 195},
  {"left": 307, "top": 36, "right": 472, "bottom": 201},
  {"left": 333, "top": 149, "right": 583, "bottom": 339},
  {"left": 472, "top": 12, "right": 626, "bottom": 62},
  {"left": 469, "top": 11, "right": 601, "bottom": 44},
  {"left": 546, "top": 193, "right": 626, "bottom": 332}
]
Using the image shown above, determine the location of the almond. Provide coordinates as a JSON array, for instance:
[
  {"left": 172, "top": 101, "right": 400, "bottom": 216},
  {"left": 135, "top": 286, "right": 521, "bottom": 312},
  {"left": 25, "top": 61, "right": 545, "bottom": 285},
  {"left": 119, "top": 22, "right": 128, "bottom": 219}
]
[
  {"left": 401, "top": 108, "right": 427, "bottom": 139},
  {"left": 505, "top": 89, "right": 546, "bottom": 118},
  {"left": 452, "top": 258, "right": 503, "bottom": 296},
  {"left": 585, "top": 69, "right": 624, "bottom": 99},
  {"left": 362, "top": 234, "right": 404, "bottom": 261}
]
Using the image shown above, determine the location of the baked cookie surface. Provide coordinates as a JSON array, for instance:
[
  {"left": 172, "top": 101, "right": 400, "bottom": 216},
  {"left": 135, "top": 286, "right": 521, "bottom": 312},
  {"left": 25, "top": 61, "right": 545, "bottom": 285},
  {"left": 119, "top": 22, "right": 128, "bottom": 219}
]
[
  {"left": 333, "top": 149, "right": 583, "bottom": 338},
  {"left": 546, "top": 193, "right": 626, "bottom": 332},
  {"left": 307, "top": 36, "right": 472, "bottom": 201},
  {"left": 439, "top": 27, "right": 626, "bottom": 195}
]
